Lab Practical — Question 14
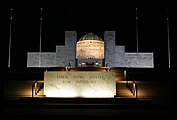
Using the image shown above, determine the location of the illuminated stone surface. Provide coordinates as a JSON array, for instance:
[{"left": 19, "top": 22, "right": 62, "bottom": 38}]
[
  {"left": 27, "top": 52, "right": 56, "bottom": 67},
  {"left": 65, "top": 31, "right": 76, "bottom": 66},
  {"left": 138, "top": 53, "right": 154, "bottom": 68},
  {"left": 76, "top": 33, "right": 104, "bottom": 59},
  {"left": 115, "top": 46, "right": 125, "bottom": 67},
  {"left": 27, "top": 52, "right": 40, "bottom": 67},
  {"left": 104, "top": 31, "right": 115, "bottom": 67},
  {"left": 27, "top": 31, "right": 154, "bottom": 68},
  {"left": 125, "top": 53, "right": 154, "bottom": 68},
  {"left": 56, "top": 46, "right": 66, "bottom": 67},
  {"left": 44, "top": 71, "right": 116, "bottom": 98}
]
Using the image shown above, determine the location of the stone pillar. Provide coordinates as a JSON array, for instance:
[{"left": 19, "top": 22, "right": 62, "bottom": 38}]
[
  {"left": 65, "top": 31, "right": 77, "bottom": 67},
  {"left": 104, "top": 31, "right": 115, "bottom": 67},
  {"left": 115, "top": 46, "right": 125, "bottom": 67}
]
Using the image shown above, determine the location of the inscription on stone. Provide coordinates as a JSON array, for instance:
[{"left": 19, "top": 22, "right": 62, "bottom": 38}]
[{"left": 44, "top": 71, "right": 116, "bottom": 98}]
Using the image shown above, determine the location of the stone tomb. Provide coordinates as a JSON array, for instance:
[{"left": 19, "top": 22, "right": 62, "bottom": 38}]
[{"left": 44, "top": 71, "right": 116, "bottom": 98}]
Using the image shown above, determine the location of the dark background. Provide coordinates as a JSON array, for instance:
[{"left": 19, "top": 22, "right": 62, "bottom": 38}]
[
  {"left": 1, "top": 1, "right": 176, "bottom": 71},
  {"left": 1, "top": 1, "right": 177, "bottom": 119}
]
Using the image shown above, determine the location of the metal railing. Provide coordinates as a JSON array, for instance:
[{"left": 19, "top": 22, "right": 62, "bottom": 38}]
[
  {"left": 124, "top": 69, "right": 138, "bottom": 98},
  {"left": 126, "top": 80, "right": 138, "bottom": 98},
  {"left": 32, "top": 80, "right": 44, "bottom": 97},
  {"left": 132, "top": 81, "right": 138, "bottom": 98},
  {"left": 32, "top": 80, "right": 37, "bottom": 97}
]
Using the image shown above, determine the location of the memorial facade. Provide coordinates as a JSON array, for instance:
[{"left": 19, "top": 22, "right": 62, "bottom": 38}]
[{"left": 27, "top": 31, "right": 154, "bottom": 68}]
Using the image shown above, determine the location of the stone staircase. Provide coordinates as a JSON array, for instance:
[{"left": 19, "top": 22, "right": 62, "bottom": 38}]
[
  {"left": 4, "top": 80, "right": 136, "bottom": 100},
  {"left": 4, "top": 67, "right": 172, "bottom": 104},
  {"left": 116, "top": 81, "right": 135, "bottom": 98},
  {"left": 4, "top": 80, "right": 44, "bottom": 100},
  {"left": 4, "top": 80, "right": 34, "bottom": 100}
]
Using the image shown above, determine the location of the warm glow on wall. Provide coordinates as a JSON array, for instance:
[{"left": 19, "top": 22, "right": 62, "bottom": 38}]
[
  {"left": 44, "top": 87, "right": 78, "bottom": 97},
  {"left": 44, "top": 71, "right": 116, "bottom": 98},
  {"left": 76, "top": 40, "right": 104, "bottom": 59},
  {"left": 45, "top": 87, "right": 115, "bottom": 98}
]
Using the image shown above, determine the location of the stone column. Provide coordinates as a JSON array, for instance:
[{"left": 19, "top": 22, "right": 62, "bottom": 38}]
[{"left": 104, "top": 31, "right": 116, "bottom": 67}]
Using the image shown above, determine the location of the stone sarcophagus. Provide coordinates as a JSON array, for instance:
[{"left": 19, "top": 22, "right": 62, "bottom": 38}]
[{"left": 44, "top": 71, "right": 116, "bottom": 98}]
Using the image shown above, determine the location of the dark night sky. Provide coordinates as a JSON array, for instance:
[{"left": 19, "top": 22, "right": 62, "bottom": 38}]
[{"left": 1, "top": 2, "right": 176, "bottom": 71}]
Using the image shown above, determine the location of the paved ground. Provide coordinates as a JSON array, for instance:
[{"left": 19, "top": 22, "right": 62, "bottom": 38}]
[{"left": 3, "top": 97, "right": 175, "bottom": 120}]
